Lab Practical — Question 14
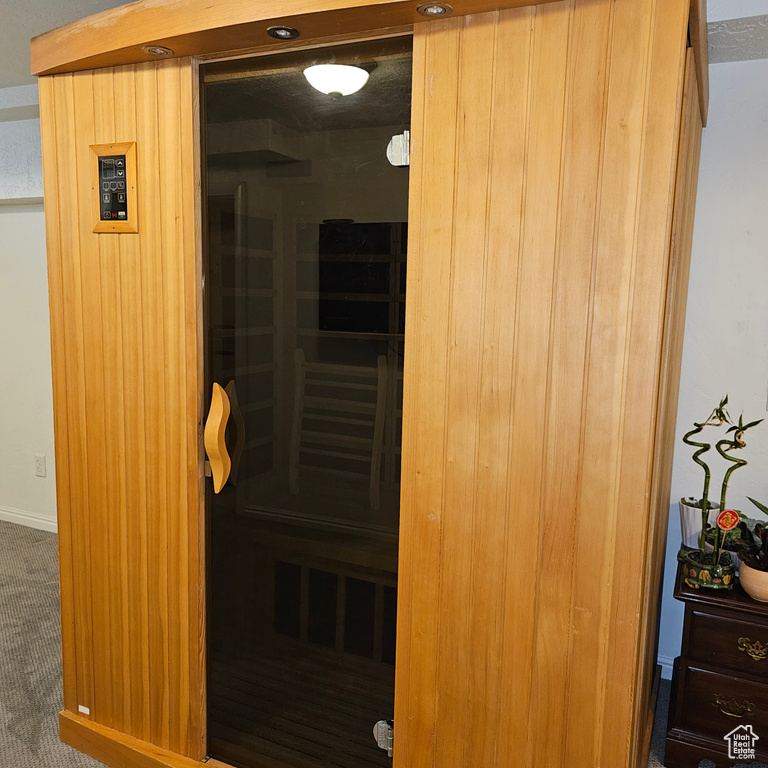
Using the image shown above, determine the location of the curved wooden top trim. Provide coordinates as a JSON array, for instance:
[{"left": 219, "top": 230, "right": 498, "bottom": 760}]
[
  {"left": 31, "top": 0, "right": 559, "bottom": 77},
  {"left": 31, "top": 0, "right": 708, "bottom": 123}
]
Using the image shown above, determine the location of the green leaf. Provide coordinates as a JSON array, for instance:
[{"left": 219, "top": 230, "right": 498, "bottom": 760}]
[{"left": 748, "top": 497, "right": 768, "bottom": 517}]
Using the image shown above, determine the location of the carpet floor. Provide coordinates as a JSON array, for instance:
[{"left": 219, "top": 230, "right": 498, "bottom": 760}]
[
  {"left": 0, "top": 519, "right": 105, "bottom": 767},
  {"left": 1, "top": 517, "right": 766, "bottom": 768}
]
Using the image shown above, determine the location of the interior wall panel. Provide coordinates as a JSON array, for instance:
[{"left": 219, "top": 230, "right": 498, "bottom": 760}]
[
  {"left": 39, "top": 58, "right": 204, "bottom": 760},
  {"left": 395, "top": 2, "right": 690, "bottom": 766}
]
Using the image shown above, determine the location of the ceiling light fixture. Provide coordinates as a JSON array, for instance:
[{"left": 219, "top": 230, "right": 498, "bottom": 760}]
[
  {"left": 267, "top": 25, "right": 300, "bottom": 40},
  {"left": 303, "top": 64, "right": 370, "bottom": 96},
  {"left": 142, "top": 45, "right": 173, "bottom": 57},
  {"left": 416, "top": 2, "right": 454, "bottom": 16}
]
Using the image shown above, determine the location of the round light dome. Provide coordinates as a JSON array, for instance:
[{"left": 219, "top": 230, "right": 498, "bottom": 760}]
[{"left": 303, "top": 64, "right": 370, "bottom": 96}]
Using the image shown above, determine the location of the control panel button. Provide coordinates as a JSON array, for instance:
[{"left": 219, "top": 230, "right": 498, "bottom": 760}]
[{"left": 98, "top": 153, "right": 129, "bottom": 225}]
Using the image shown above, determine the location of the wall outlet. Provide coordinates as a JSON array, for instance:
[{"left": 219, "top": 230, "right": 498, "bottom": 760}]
[{"left": 34, "top": 454, "right": 46, "bottom": 478}]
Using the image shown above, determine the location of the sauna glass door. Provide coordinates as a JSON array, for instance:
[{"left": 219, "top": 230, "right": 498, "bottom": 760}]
[{"left": 202, "top": 38, "right": 411, "bottom": 768}]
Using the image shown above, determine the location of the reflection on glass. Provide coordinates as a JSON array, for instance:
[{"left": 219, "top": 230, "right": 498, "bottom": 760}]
[{"left": 204, "top": 37, "right": 411, "bottom": 768}]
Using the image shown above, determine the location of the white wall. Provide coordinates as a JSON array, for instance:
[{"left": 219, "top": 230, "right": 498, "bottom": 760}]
[
  {"left": 0, "top": 87, "right": 56, "bottom": 531},
  {"left": 0, "top": 118, "right": 43, "bottom": 200},
  {"left": 0, "top": 201, "right": 56, "bottom": 531},
  {"left": 708, "top": 0, "right": 768, "bottom": 22},
  {"left": 657, "top": 57, "right": 768, "bottom": 677}
]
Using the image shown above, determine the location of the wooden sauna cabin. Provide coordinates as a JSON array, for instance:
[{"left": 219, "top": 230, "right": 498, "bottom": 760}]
[{"left": 33, "top": 0, "right": 707, "bottom": 766}]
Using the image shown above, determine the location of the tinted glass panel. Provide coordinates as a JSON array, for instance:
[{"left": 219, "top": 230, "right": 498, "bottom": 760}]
[{"left": 204, "top": 37, "right": 410, "bottom": 768}]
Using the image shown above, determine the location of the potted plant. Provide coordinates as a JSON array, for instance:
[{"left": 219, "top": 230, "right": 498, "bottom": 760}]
[
  {"left": 678, "top": 397, "right": 763, "bottom": 590},
  {"left": 736, "top": 499, "right": 768, "bottom": 602}
]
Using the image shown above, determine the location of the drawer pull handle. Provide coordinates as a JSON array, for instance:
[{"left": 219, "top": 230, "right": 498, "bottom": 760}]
[
  {"left": 738, "top": 637, "right": 768, "bottom": 662},
  {"left": 712, "top": 694, "right": 754, "bottom": 718}
]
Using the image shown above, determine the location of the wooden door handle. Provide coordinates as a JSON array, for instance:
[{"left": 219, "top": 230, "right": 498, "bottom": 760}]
[
  {"left": 204, "top": 382, "right": 232, "bottom": 493},
  {"left": 224, "top": 380, "right": 245, "bottom": 486}
]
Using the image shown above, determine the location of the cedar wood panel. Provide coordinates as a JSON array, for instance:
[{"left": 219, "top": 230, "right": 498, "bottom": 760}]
[
  {"left": 395, "top": 2, "right": 690, "bottom": 766},
  {"left": 39, "top": 59, "right": 205, "bottom": 759}
]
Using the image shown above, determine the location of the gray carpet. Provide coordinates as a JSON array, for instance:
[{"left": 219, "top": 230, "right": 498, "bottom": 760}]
[
  {"left": 0, "top": 519, "right": 105, "bottom": 767},
  {"left": 0, "top": 517, "right": 765, "bottom": 768}
]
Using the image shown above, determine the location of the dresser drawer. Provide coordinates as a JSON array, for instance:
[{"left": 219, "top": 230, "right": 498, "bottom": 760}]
[
  {"left": 688, "top": 609, "right": 768, "bottom": 676},
  {"left": 678, "top": 666, "right": 768, "bottom": 737}
]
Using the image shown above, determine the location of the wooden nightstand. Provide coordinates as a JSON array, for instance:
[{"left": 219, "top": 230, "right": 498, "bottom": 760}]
[{"left": 665, "top": 563, "right": 768, "bottom": 767}]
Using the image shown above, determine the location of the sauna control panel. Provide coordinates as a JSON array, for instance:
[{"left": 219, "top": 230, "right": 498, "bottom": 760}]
[
  {"left": 91, "top": 141, "right": 137, "bottom": 234},
  {"left": 98, "top": 155, "right": 128, "bottom": 222}
]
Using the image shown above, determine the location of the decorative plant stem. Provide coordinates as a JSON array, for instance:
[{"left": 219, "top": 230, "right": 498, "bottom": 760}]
[
  {"left": 682, "top": 396, "right": 731, "bottom": 549},
  {"left": 712, "top": 414, "right": 764, "bottom": 553}
]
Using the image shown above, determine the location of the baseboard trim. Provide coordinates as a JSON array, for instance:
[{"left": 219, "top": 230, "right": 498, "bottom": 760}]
[
  {"left": 59, "top": 711, "right": 206, "bottom": 768},
  {"left": 0, "top": 503, "right": 57, "bottom": 533}
]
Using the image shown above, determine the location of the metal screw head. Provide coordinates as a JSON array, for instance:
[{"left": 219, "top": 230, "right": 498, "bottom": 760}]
[
  {"left": 142, "top": 45, "right": 173, "bottom": 56},
  {"left": 416, "top": 2, "right": 453, "bottom": 16},
  {"left": 267, "top": 25, "right": 300, "bottom": 40}
]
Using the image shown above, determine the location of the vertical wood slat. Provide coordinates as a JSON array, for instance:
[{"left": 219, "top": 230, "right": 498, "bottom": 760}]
[
  {"left": 158, "top": 60, "right": 185, "bottom": 757},
  {"left": 565, "top": 0, "right": 655, "bottom": 762},
  {"left": 40, "top": 57, "right": 204, "bottom": 759},
  {"left": 433, "top": 13, "right": 496, "bottom": 767},
  {"left": 395, "top": 16, "right": 459, "bottom": 768},
  {"left": 53, "top": 71, "right": 97, "bottom": 720},
  {"left": 688, "top": 0, "right": 708, "bottom": 126},
  {"left": 390, "top": 24, "right": 427, "bottom": 765},
  {"left": 112, "top": 62, "right": 152, "bottom": 744},
  {"left": 136, "top": 61, "right": 171, "bottom": 751},
  {"left": 92, "top": 65, "right": 127, "bottom": 737},
  {"left": 536, "top": 2, "right": 611, "bottom": 766},
  {"left": 72, "top": 70, "right": 112, "bottom": 731},
  {"left": 481, "top": 7, "right": 533, "bottom": 765},
  {"left": 396, "top": 2, "right": 692, "bottom": 766},
  {"left": 39, "top": 75, "right": 79, "bottom": 715},
  {"left": 633, "top": 47, "right": 702, "bottom": 768},
  {"left": 604, "top": 0, "right": 690, "bottom": 763},
  {"left": 516, "top": 5, "right": 572, "bottom": 766},
  {"left": 179, "top": 57, "right": 206, "bottom": 760}
]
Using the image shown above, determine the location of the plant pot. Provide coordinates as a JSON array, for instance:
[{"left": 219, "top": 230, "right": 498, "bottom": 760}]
[
  {"left": 677, "top": 547, "right": 735, "bottom": 590},
  {"left": 679, "top": 497, "right": 718, "bottom": 549},
  {"left": 739, "top": 561, "right": 768, "bottom": 602},
  {"left": 703, "top": 529, "right": 743, "bottom": 575}
]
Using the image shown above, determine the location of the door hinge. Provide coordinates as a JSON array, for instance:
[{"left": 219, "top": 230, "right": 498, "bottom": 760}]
[
  {"left": 373, "top": 719, "right": 393, "bottom": 758},
  {"left": 386, "top": 131, "right": 410, "bottom": 167}
]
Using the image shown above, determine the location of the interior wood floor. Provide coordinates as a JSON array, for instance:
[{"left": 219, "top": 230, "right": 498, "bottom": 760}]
[{"left": 208, "top": 633, "right": 393, "bottom": 768}]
